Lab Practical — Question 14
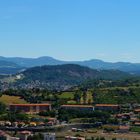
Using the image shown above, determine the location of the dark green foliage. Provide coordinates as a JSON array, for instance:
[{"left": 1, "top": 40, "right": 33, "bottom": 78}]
[
  {"left": 100, "top": 137, "right": 105, "bottom": 140},
  {"left": 58, "top": 109, "right": 110, "bottom": 122},
  {"left": 0, "top": 102, "right": 6, "bottom": 114},
  {"left": 74, "top": 91, "right": 82, "bottom": 104},
  {"left": 107, "top": 118, "right": 119, "bottom": 125},
  {"left": 130, "top": 126, "right": 140, "bottom": 133},
  {"left": 94, "top": 87, "right": 140, "bottom": 104},
  {"left": 39, "top": 110, "right": 56, "bottom": 117},
  {"left": 3, "top": 112, "right": 29, "bottom": 122}
]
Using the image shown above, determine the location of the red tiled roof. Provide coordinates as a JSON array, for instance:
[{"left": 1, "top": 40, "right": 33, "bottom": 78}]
[
  {"left": 95, "top": 104, "right": 119, "bottom": 107},
  {"left": 10, "top": 104, "right": 51, "bottom": 106},
  {"left": 134, "top": 109, "right": 140, "bottom": 112},
  {"left": 134, "top": 122, "right": 140, "bottom": 125},
  {"left": 48, "top": 118, "right": 56, "bottom": 121},
  {"left": 20, "top": 131, "right": 32, "bottom": 135},
  {"left": 119, "top": 125, "right": 130, "bottom": 130},
  {"left": 0, "top": 130, "right": 6, "bottom": 136}
]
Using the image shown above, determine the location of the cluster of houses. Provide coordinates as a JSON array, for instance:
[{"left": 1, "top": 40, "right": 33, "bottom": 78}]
[
  {"left": 0, "top": 131, "right": 56, "bottom": 140},
  {"left": 0, "top": 130, "right": 32, "bottom": 140},
  {"left": 0, "top": 117, "right": 58, "bottom": 128},
  {"left": 4, "top": 103, "right": 140, "bottom": 134},
  {"left": 2, "top": 103, "right": 140, "bottom": 139}
]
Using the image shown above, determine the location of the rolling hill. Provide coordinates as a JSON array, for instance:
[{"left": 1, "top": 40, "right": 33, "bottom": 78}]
[{"left": 7, "top": 64, "right": 131, "bottom": 91}]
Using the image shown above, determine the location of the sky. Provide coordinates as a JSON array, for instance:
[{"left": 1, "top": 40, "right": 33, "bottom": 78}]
[{"left": 0, "top": 0, "right": 140, "bottom": 62}]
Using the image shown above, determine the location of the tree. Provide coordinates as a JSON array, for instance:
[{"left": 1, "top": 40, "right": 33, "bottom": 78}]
[
  {"left": 74, "top": 91, "right": 81, "bottom": 104},
  {"left": 88, "top": 99, "right": 92, "bottom": 104},
  {"left": 82, "top": 91, "right": 87, "bottom": 104},
  {"left": 4, "top": 112, "right": 29, "bottom": 122},
  {"left": 100, "top": 137, "right": 105, "bottom": 140},
  {"left": 0, "top": 102, "right": 6, "bottom": 114},
  {"left": 39, "top": 110, "right": 56, "bottom": 117}
]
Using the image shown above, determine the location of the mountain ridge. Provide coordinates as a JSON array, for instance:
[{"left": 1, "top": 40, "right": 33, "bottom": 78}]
[{"left": 1, "top": 56, "right": 140, "bottom": 75}]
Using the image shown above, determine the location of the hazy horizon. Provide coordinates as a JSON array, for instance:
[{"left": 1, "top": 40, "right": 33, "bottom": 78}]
[
  {"left": 0, "top": 55, "right": 140, "bottom": 63},
  {"left": 1, "top": 0, "right": 140, "bottom": 62}
]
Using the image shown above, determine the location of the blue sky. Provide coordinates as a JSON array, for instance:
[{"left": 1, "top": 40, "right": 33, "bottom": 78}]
[{"left": 0, "top": 0, "right": 140, "bottom": 62}]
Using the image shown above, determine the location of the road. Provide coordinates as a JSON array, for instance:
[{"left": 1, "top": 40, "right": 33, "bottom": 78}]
[{"left": 1, "top": 124, "right": 140, "bottom": 140}]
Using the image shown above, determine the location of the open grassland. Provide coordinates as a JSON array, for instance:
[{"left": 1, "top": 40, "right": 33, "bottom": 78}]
[
  {"left": 0, "top": 95, "right": 27, "bottom": 105},
  {"left": 58, "top": 92, "right": 74, "bottom": 99}
]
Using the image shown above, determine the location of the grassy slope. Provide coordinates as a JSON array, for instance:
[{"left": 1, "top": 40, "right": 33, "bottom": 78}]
[{"left": 0, "top": 95, "right": 27, "bottom": 105}]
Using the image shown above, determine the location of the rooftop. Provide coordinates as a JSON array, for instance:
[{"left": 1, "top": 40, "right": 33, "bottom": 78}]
[
  {"left": 10, "top": 104, "right": 51, "bottom": 106},
  {"left": 134, "top": 109, "right": 140, "bottom": 112},
  {"left": 119, "top": 125, "right": 130, "bottom": 130},
  {"left": 95, "top": 104, "right": 119, "bottom": 107}
]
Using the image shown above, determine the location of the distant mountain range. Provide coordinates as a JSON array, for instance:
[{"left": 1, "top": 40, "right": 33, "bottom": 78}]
[
  {"left": 1, "top": 56, "right": 140, "bottom": 75},
  {"left": 0, "top": 60, "right": 23, "bottom": 75},
  {"left": 6, "top": 64, "right": 130, "bottom": 91}
]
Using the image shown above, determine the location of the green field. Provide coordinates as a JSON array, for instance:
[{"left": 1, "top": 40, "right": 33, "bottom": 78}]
[
  {"left": 0, "top": 95, "right": 27, "bottom": 105},
  {"left": 58, "top": 90, "right": 94, "bottom": 104},
  {"left": 130, "top": 126, "right": 140, "bottom": 133},
  {"left": 58, "top": 92, "right": 74, "bottom": 99}
]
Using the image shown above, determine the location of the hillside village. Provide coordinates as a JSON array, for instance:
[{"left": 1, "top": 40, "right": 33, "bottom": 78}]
[
  {"left": 0, "top": 75, "right": 140, "bottom": 140},
  {"left": 0, "top": 88, "right": 140, "bottom": 140}
]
